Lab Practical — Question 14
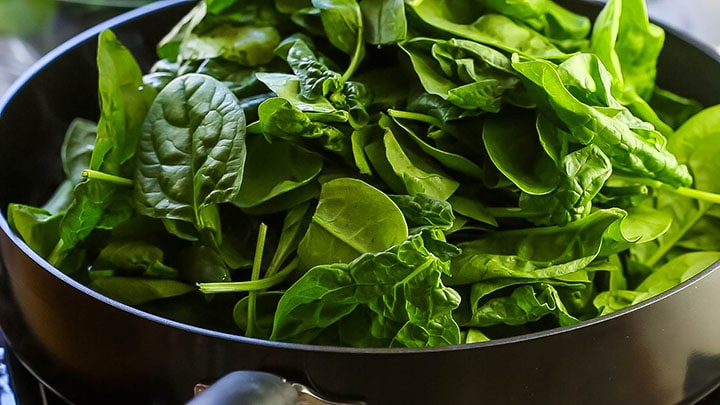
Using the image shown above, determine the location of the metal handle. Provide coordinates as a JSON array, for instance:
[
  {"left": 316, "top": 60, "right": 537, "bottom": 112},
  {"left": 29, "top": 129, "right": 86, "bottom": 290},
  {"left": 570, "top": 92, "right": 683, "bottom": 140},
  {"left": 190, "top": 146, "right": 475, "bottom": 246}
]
[{"left": 188, "top": 371, "right": 366, "bottom": 405}]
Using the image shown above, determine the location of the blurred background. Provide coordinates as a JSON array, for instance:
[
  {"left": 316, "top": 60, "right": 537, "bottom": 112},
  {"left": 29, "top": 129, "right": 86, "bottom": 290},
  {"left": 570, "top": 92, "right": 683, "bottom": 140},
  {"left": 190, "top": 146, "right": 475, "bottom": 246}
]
[
  {"left": 0, "top": 0, "right": 154, "bottom": 94},
  {"left": 1, "top": 0, "right": 720, "bottom": 96}
]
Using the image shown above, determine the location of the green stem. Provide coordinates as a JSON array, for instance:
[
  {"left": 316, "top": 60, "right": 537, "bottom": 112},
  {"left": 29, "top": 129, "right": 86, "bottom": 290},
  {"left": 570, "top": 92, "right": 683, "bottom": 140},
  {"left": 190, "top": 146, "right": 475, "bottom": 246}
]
[
  {"left": 82, "top": 169, "right": 133, "bottom": 186},
  {"left": 613, "top": 175, "right": 720, "bottom": 205},
  {"left": 197, "top": 257, "right": 299, "bottom": 294},
  {"left": 670, "top": 186, "right": 720, "bottom": 205},
  {"left": 246, "top": 223, "right": 268, "bottom": 338},
  {"left": 387, "top": 109, "right": 444, "bottom": 128},
  {"left": 386, "top": 109, "right": 461, "bottom": 137},
  {"left": 340, "top": 11, "right": 364, "bottom": 83}
]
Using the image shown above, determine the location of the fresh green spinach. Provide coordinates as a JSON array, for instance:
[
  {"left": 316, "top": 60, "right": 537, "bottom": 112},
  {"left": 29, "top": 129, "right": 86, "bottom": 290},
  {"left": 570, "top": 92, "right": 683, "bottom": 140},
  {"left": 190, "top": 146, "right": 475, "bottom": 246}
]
[{"left": 10, "top": 0, "right": 720, "bottom": 348}]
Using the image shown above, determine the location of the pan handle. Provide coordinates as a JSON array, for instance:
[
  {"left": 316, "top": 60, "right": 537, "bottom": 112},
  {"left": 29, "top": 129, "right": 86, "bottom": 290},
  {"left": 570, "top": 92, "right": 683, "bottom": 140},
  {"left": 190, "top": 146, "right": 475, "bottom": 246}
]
[
  {"left": 187, "top": 371, "right": 297, "bottom": 405},
  {"left": 187, "top": 370, "right": 366, "bottom": 405}
]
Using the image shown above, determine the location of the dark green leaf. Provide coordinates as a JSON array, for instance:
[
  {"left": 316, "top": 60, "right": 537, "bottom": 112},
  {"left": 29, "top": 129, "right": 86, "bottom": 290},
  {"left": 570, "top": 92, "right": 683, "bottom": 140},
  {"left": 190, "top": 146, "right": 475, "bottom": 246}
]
[{"left": 135, "top": 73, "right": 247, "bottom": 238}]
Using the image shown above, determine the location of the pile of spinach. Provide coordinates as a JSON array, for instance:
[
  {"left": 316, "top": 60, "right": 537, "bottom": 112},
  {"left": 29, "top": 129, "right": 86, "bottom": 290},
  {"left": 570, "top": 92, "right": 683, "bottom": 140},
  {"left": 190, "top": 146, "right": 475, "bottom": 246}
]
[{"left": 8, "top": 0, "right": 720, "bottom": 347}]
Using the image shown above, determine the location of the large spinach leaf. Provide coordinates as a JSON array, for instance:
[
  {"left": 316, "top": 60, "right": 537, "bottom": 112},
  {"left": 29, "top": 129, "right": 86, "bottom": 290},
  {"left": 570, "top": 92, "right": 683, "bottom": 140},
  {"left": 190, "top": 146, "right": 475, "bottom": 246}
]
[{"left": 134, "top": 73, "right": 247, "bottom": 244}]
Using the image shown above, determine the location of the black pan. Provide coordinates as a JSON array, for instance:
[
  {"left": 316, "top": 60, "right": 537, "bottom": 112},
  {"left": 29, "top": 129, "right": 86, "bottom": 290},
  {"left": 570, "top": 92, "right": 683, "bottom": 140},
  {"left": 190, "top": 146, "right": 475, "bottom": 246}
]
[{"left": 2, "top": 1, "right": 720, "bottom": 404}]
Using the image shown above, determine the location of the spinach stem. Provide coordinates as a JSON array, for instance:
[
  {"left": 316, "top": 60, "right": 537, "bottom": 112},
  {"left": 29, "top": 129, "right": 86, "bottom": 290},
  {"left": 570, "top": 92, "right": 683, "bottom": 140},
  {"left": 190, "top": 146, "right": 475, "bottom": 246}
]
[
  {"left": 246, "top": 223, "right": 268, "bottom": 338},
  {"left": 387, "top": 109, "right": 445, "bottom": 129},
  {"left": 197, "top": 257, "right": 299, "bottom": 294},
  {"left": 613, "top": 175, "right": 720, "bottom": 205},
  {"left": 670, "top": 186, "right": 720, "bottom": 205},
  {"left": 81, "top": 169, "right": 133, "bottom": 186},
  {"left": 387, "top": 109, "right": 461, "bottom": 137},
  {"left": 340, "top": 7, "right": 364, "bottom": 83}
]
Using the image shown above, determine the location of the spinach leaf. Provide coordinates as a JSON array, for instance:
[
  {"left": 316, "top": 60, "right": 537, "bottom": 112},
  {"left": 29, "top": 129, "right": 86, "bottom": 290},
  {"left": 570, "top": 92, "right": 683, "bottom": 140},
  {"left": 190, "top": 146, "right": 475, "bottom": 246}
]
[
  {"left": 668, "top": 104, "right": 720, "bottom": 164},
  {"left": 179, "top": 25, "right": 281, "bottom": 67},
  {"left": 449, "top": 209, "right": 626, "bottom": 285},
  {"left": 447, "top": 195, "right": 498, "bottom": 227},
  {"left": 466, "top": 283, "right": 580, "bottom": 328},
  {"left": 278, "top": 35, "right": 343, "bottom": 100},
  {"left": 297, "top": 177, "right": 408, "bottom": 268},
  {"left": 595, "top": 251, "right": 720, "bottom": 315},
  {"left": 519, "top": 144, "right": 612, "bottom": 226},
  {"left": 178, "top": 243, "right": 232, "bottom": 283},
  {"left": 276, "top": 0, "right": 313, "bottom": 14},
  {"left": 485, "top": 0, "right": 590, "bottom": 42},
  {"left": 234, "top": 135, "right": 323, "bottom": 209},
  {"left": 358, "top": 0, "right": 406, "bottom": 45},
  {"left": 43, "top": 118, "right": 98, "bottom": 213},
  {"left": 256, "top": 73, "right": 337, "bottom": 112},
  {"left": 273, "top": 232, "right": 461, "bottom": 347},
  {"left": 648, "top": 87, "right": 703, "bottom": 130},
  {"left": 626, "top": 106, "right": 720, "bottom": 269},
  {"left": 92, "top": 239, "right": 178, "bottom": 279},
  {"left": 194, "top": 59, "right": 269, "bottom": 99},
  {"left": 512, "top": 55, "right": 692, "bottom": 188},
  {"left": 256, "top": 97, "right": 351, "bottom": 160},
  {"left": 591, "top": 0, "right": 663, "bottom": 101},
  {"left": 267, "top": 202, "right": 313, "bottom": 276},
  {"left": 389, "top": 193, "right": 454, "bottom": 231},
  {"left": 388, "top": 110, "right": 484, "bottom": 180},
  {"left": 7, "top": 204, "right": 64, "bottom": 258},
  {"left": 51, "top": 29, "right": 155, "bottom": 265},
  {"left": 311, "top": 0, "right": 363, "bottom": 55},
  {"left": 399, "top": 37, "right": 520, "bottom": 112},
  {"left": 205, "top": 0, "right": 281, "bottom": 25},
  {"left": 271, "top": 262, "right": 358, "bottom": 343},
  {"left": 588, "top": 0, "right": 675, "bottom": 135},
  {"left": 88, "top": 276, "right": 195, "bottom": 306},
  {"left": 379, "top": 115, "right": 460, "bottom": 200},
  {"left": 135, "top": 73, "right": 247, "bottom": 244},
  {"left": 407, "top": 0, "right": 566, "bottom": 59},
  {"left": 159, "top": 0, "right": 282, "bottom": 66},
  {"left": 233, "top": 291, "right": 284, "bottom": 339},
  {"left": 482, "top": 108, "right": 559, "bottom": 195},
  {"left": 157, "top": 1, "right": 207, "bottom": 61},
  {"left": 62, "top": 119, "right": 98, "bottom": 184}
]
